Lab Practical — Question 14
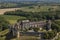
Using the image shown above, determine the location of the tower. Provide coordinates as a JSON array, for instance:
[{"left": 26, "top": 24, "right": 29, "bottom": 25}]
[{"left": 46, "top": 20, "right": 51, "bottom": 31}]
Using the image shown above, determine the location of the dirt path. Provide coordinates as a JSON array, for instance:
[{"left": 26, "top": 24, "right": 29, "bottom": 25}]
[{"left": 0, "top": 8, "right": 21, "bottom": 15}]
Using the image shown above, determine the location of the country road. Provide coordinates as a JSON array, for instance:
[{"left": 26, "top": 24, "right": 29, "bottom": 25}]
[{"left": 0, "top": 8, "right": 21, "bottom": 15}]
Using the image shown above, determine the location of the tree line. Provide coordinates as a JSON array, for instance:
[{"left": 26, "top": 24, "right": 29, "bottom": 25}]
[{"left": 4, "top": 10, "right": 60, "bottom": 21}]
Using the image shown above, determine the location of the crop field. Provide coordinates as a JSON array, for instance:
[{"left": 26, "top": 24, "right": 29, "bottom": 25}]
[
  {"left": 0, "top": 8, "right": 21, "bottom": 15},
  {"left": 19, "top": 6, "right": 59, "bottom": 12},
  {"left": 0, "top": 6, "right": 59, "bottom": 15}
]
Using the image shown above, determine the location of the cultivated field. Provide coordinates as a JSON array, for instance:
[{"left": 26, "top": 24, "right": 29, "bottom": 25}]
[
  {"left": 0, "top": 6, "right": 59, "bottom": 14},
  {"left": 0, "top": 8, "right": 21, "bottom": 15}
]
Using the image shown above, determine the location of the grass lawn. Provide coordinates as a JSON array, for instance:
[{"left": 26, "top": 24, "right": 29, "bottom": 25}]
[
  {"left": 54, "top": 20, "right": 60, "bottom": 26},
  {"left": 0, "top": 15, "right": 26, "bottom": 24},
  {"left": 0, "top": 29, "right": 9, "bottom": 36},
  {"left": 16, "top": 36, "right": 40, "bottom": 40},
  {"left": 0, "top": 29, "right": 40, "bottom": 40},
  {"left": 0, "top": 29, "right": 9, "bottom": 40}
]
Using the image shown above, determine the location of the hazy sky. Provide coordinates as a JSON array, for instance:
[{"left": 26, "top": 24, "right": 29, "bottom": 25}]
[{"left": 0, "top": 0, "right": 60, "bottom": 2}]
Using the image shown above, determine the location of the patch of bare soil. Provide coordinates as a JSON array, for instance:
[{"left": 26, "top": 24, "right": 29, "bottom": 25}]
[{"left": 0, "top": 8, "right": 20, "bottom": 15}]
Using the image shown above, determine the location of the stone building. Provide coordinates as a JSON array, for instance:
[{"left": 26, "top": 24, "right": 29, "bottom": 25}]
[
  {"left": 15, "top": 20, "right": 51, "bottom": 32},
  {"left": 19, "top": 20, "right": 46, "bottom": 31},
  {"left": 9, "top": 20, "right": 52, "bottom": 39}
]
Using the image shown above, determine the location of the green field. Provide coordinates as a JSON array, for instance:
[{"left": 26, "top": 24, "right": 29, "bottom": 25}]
[
  {"left": 55, "top": 21, "right": 60, "bottom": 25},
  {"left": 0, "top": 3, "right": 17, "bottom": 8},
  {"left": 0, "top": 15, "right": 26, "bottom": 24},
  {"left": 0, "top": 29, "right": 9, "bottom": 40},
  {"left": 19, "top": 6, "right": 60, "bottom": 12}
]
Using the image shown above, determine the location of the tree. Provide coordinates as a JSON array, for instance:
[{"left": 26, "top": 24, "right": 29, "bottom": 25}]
[
  {"left": 33, "top": 27, "right": 40, "bottom": 32},
  {"left": 42, "top": 31, "right": 57, "bottom": 39},
  {"left": 0, "top": 16, "right": 9, "bottom": 31},
  {"left": 51, "top": 23, "right": 60, "bottom": 32}
]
